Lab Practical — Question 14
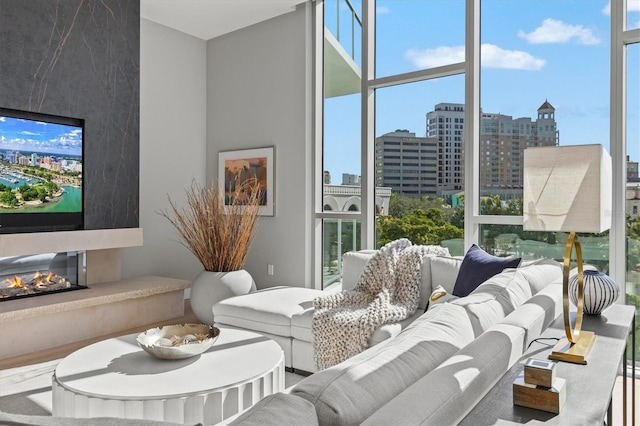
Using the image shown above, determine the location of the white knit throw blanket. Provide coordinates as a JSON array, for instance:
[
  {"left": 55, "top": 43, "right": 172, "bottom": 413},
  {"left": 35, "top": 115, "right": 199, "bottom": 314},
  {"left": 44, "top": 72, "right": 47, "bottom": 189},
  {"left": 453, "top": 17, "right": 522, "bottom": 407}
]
[{"left": 312, "top": 239, "right": 450, "bottom": 370}]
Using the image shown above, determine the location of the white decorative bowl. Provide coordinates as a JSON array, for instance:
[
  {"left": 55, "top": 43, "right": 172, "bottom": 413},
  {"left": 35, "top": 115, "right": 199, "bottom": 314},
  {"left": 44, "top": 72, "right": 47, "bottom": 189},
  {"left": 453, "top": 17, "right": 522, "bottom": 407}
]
[{"left": 137, "top": 324, "right": 220, "bottom": 360}]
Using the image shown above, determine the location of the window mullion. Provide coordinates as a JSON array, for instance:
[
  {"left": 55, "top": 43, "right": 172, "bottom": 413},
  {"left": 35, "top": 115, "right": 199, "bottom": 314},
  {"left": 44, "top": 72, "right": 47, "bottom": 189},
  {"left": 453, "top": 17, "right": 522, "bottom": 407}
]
[
  {"left": 464, "top": 0, "right": 481, "bottom": 252},
  {"left": 361, "top": 0, "right": 375, "bottom": 250},
  {"left": 609, "top": 0, "right": 626, "bottom": 286}
]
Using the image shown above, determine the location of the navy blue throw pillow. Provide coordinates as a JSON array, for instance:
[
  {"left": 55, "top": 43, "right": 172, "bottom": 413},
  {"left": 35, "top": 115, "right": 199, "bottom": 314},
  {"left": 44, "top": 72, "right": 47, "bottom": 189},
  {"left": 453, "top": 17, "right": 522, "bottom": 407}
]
[{"left": 452, "top": 244, "right": 521, "bottom": 297}]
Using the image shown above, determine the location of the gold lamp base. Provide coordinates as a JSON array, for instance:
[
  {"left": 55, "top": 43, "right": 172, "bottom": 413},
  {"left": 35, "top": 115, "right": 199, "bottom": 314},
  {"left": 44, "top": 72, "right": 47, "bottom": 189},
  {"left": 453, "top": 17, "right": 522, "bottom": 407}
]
[
  {"left": 548, "top": 232, "right": 597, "bottom": 365},
  {"left": 549, "top": 330, "right": 596, "bottom": 365}
]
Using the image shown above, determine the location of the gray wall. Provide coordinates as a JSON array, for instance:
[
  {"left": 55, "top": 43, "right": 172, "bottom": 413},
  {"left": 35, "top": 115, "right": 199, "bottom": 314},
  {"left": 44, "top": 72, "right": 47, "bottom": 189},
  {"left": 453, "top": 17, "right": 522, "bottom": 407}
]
[
  {"left": 0, "top": 0, "right": 139, "bottom": 229},
  {"left": 125, "top": 6, "right": 313, "bottom": 289},
  {"left": 207, "top": 4, "right": 313, "bottom": 288},
  {"left": 122, "top": 19, "right": 206, "bottom": 282}
]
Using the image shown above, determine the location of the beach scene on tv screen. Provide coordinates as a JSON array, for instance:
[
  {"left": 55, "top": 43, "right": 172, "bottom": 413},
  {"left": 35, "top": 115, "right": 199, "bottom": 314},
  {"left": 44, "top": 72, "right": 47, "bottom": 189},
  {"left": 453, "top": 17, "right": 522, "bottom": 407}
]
[{"left": 0, "top": 115, "right": 82, "bottom": 213}]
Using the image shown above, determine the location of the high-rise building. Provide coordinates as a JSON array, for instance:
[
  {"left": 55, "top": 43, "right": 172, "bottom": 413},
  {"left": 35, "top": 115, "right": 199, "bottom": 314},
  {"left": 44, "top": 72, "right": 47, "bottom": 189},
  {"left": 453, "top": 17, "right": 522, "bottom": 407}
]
[
  {"left": 627, "top": 155, "right": 639, "bottom": 182},
  {"left": 479, "top": 100, "right": 558, "bottom": 200},
  {"left": 426, "top": 100, "right": 559, "bottom": 201},
  {"left": 375, "top": 130, "right": 438, "bottom": 197},
  {"left": 426, "top": 103, "right": 465, "bottom": 199}
]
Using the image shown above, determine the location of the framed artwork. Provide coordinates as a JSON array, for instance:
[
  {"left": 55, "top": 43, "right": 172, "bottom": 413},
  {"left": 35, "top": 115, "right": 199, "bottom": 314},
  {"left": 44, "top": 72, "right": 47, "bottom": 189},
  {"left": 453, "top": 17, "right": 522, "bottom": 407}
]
[{"left": 218, "top": 146, "right": 275, "bottom": 216}]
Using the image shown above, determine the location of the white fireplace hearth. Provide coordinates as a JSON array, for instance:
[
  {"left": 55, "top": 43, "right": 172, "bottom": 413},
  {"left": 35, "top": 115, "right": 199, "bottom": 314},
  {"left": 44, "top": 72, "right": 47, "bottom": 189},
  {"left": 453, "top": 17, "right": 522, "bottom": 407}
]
[{"left": 0, "top": 228, "right": 190, "bottom": 362}]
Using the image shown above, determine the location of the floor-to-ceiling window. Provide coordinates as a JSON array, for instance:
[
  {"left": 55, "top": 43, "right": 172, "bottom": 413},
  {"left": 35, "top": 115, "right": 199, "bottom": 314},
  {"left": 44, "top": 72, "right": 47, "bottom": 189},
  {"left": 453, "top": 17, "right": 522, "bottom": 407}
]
[
  {"left": 317, "top": 0, "right": 364, "bottom": 287},
  {"left": 315, "top": 2, "right": 640, "bottom": 368},
  {"left": 477, "top": 1, "right": 611, "bottom": 274},
  {"left": 373, "top": 1, "right": 466, "bottom": 255},
  {"left": 619, "top": 0, "right": 640, "bottom": 370}
]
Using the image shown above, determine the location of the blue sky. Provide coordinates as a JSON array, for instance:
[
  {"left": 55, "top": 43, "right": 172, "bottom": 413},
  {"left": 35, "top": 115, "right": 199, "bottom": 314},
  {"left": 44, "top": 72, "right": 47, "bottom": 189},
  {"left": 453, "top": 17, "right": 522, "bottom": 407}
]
[
  {"left": 323, "top": 0, "right": 640, "bottom": 182},
  {"left": 0, "top": 116, "right": 83, "bottom": 157}
]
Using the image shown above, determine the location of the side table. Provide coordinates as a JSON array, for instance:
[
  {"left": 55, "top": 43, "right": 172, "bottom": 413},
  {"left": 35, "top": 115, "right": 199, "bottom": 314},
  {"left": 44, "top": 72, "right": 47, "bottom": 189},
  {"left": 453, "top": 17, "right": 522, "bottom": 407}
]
[
  {"left": 460, "top": 303, "right": 636, "bottom": 425},
  {"left": 52, "top": 328, "right": 285, "bottom": 425}
]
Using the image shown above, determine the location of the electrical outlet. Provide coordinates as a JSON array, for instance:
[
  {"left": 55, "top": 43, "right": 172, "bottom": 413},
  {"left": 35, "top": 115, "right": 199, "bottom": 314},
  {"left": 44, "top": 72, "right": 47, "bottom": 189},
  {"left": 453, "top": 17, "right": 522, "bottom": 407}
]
[{"left": 267, "top": 264, "right": 274, "bottom": 276}]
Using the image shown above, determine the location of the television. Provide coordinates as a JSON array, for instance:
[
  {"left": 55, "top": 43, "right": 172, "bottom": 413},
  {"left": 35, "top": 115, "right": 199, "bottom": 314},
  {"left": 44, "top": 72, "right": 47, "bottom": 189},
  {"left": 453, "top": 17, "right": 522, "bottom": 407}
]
[{"left": 0, "top": 107, "right": 84, "bottom": 234}]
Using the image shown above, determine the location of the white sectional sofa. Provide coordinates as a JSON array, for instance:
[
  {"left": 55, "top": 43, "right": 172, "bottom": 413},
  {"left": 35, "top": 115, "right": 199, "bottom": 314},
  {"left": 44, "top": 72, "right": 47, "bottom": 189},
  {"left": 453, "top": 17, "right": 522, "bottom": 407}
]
[
  {"left": 214, "top": 249, "right": 459, "bottom": 373},
  {"left": 222, "top": 249, "right": 565, "bottom": 425}
]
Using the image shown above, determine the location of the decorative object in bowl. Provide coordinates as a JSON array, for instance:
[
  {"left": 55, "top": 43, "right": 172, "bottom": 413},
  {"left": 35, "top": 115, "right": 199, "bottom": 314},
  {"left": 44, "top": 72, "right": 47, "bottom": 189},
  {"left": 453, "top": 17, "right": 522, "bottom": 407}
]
[
  {"left": 568, "top": 269, "right": 619, "bottom": 315},
  {"left": 137, "top": 324, "right": 220, "bottom": 360}
]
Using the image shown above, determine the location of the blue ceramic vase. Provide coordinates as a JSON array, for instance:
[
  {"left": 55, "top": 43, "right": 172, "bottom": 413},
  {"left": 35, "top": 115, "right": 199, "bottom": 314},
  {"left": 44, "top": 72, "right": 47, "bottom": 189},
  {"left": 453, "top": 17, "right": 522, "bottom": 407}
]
[{"left": 568, "top": 270, "right": 619, "bottom": 315}]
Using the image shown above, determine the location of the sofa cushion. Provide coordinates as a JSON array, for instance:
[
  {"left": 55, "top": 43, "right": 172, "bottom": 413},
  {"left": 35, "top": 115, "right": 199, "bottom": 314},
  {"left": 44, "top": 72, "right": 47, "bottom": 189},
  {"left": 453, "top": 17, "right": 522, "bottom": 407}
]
[
  {"left": 452, "top": 268, "right": 532, "bottom": 336},
  {"left": 227, "top": 393, "right": 319, "bottom": 426},
  {"left": 452, "top": 244, "right": 521, "bottom": 297},
  {"left": 516, "top": 258, "right": 562, "bottom": 294},
  {"left": 290, "top": 306, "right": 314, "bottom": 341},
  {"left": 291, "top": 302, "right": 475, "bottom": 426},
  {"left": 213, "top": 286, "right": 324, "bottom": 337},
  {"left": 362, "top": 323, "right": 526, "bottom": 426},
  {"left": 341, "top": 250, "right": 377, "bottom": 291},
  {"left": 368, "top": 311, "right": 422, "bottom": 346},
  {"left": 500, "top": 280, "right": 563, "bottom": 349}
]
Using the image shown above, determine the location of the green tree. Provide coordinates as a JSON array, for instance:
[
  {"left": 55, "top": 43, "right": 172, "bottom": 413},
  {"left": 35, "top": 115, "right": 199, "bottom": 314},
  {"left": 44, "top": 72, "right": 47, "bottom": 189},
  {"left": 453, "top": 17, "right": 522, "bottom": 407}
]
[
  {"left": 0, "top": 191, "right": 17, "bottom": 206},
  {"left": 377, "top": 208, "right": 463, "bottom": 247}
]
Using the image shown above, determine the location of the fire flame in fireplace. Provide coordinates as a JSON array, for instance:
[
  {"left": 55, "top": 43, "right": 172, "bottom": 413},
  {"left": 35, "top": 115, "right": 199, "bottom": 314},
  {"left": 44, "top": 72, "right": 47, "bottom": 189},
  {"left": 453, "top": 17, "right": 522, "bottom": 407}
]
[
  {"left": 7, "top": 272, "right": 56, "bottom": 289},
  {"left": 1, "top": 271, "right": 72, "bottom": 299}
]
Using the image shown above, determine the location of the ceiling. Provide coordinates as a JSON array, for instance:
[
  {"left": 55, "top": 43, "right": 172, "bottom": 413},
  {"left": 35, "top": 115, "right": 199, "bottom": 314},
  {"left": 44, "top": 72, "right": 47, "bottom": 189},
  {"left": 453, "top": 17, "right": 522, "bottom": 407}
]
[{"left": 140, "top": 0, "right": 308, "bottom": 41}]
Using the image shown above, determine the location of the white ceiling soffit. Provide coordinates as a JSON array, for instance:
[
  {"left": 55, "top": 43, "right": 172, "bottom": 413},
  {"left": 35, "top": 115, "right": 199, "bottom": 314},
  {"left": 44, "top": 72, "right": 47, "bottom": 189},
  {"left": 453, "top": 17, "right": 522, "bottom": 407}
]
[{"left": 141, "top": 0, "right": 308, "bottom": 41}]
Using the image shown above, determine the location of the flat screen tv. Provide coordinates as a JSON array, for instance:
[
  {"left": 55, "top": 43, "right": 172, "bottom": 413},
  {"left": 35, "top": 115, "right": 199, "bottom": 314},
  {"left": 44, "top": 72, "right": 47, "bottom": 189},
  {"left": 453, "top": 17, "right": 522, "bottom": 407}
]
[{"left": 0, "top": 107, "right": 84, "bottom": 234}]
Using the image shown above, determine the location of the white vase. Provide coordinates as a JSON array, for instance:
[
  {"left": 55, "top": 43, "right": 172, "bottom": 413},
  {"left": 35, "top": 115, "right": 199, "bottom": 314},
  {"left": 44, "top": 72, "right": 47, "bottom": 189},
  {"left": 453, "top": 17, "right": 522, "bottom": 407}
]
[
  {"left": 568, "top": 270, "right": 619, "bottom": 315},
  {"left": 189, "top": 269, "right": 256, "bottom": 325}
]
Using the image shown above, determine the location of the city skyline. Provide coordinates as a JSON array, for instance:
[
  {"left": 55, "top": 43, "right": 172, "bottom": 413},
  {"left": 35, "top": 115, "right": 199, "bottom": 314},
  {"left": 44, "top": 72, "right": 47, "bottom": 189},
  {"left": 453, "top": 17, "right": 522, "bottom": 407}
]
[{"left": 323, "top": 0, "right": 640, "bottom": 183}]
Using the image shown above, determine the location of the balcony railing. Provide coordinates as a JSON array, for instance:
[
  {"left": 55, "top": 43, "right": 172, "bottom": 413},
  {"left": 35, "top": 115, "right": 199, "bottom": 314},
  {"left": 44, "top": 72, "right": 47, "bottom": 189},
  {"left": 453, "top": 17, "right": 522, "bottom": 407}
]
[{"left": 334, "top": 0, "right": 361, "bottom": 62}]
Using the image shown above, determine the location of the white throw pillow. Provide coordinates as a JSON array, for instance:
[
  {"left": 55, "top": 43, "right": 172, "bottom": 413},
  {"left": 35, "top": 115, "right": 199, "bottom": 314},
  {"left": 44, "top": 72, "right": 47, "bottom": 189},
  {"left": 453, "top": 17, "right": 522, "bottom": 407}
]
[{"left": 429, "top": 256, "right": 463, "bottom": 294}]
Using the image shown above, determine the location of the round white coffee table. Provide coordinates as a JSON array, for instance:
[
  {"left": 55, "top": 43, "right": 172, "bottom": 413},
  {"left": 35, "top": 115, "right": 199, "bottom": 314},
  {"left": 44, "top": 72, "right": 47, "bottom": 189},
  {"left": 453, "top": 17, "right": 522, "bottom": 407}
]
[{"left": 52, "top": 328, "right": 284, "bottom": 425}]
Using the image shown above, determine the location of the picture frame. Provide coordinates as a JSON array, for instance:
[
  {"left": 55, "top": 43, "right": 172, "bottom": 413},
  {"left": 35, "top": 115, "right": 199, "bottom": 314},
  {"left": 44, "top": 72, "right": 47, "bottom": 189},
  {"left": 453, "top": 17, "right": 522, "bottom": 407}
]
[{"left": 218, "top": 146, "right": 275, "bottom": 216}]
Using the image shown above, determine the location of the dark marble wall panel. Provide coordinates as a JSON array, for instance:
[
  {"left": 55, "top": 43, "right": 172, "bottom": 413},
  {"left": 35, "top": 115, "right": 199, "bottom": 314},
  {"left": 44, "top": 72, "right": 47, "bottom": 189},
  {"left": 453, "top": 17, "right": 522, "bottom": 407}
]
[{"left": 0, "top": 0, "right": 140, "bottom": 229}]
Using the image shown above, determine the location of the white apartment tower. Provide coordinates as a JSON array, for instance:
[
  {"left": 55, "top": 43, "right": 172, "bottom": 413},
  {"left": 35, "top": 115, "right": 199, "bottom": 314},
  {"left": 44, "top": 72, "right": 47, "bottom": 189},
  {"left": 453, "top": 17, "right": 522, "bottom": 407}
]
[{"left": 426, "top": 103, "right": 465, "bottom": 199}]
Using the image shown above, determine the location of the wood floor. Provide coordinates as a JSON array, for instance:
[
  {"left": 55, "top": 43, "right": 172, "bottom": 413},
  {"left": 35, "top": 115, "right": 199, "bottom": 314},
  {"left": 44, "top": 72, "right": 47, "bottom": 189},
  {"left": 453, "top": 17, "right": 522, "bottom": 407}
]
[{"left": 0, "top": 299, "right": 199, "bottom": 371}]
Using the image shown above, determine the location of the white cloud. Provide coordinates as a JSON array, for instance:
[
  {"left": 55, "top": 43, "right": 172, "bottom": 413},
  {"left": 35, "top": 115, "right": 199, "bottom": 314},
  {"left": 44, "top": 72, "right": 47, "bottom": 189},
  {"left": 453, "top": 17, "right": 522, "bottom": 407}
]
[
  {"left": 0, "top": 117, "right": 5, "bottom": 122},
  {"left": 405, "top": 44, "right": 545, "bottom": 71},
  {"left": 482, "top": 44, "right": 546, "bottom": 69},
  {"left": 19, "top": 131, "right": 40, "bottom": 136},
  {"left": 518, "top": 18, "right": 600, "bottom": 45},
  {"left": 602, "top": 0, "right": 640, "bottom": 15},
  {"left": 406, "top": 46, "right": 464, "bottom": 68},
  {"left": 377, "top": 6, "right": 390, "bottom": 15}
]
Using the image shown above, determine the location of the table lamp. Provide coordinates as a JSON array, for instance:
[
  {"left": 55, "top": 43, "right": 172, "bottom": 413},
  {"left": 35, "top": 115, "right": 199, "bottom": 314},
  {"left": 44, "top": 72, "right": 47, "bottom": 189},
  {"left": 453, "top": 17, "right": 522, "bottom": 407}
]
[{"left": 523, "top": 144, "right": 612, "bottom": 364}]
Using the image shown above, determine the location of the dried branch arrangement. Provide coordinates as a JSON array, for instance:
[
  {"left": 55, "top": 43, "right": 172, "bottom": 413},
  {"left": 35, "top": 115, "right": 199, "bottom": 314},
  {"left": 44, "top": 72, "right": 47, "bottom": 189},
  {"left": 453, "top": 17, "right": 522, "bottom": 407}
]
[{"left": 161, "top": 179, "right": 262, "bottom": 272}]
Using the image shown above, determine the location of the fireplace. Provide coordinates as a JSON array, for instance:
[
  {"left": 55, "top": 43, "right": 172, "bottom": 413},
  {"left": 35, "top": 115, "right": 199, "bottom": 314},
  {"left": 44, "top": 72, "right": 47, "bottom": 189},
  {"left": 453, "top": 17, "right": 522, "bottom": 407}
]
[{"left": 0, "top": 251, "right": 86, "bottom": 301}]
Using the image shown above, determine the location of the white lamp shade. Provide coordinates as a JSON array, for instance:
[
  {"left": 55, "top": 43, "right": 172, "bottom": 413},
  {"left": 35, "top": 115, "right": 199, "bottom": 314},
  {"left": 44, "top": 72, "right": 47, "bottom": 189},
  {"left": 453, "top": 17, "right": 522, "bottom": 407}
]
[{"left": 523, "top": 144, "right": 612, "bottom": 233}]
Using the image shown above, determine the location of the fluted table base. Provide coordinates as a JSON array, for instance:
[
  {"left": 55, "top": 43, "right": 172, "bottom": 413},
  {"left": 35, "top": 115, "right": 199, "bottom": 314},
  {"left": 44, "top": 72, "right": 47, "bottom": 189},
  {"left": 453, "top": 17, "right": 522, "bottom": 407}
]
[{"left": 52, "top": 328, "right": 285, "bottom": 425}]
